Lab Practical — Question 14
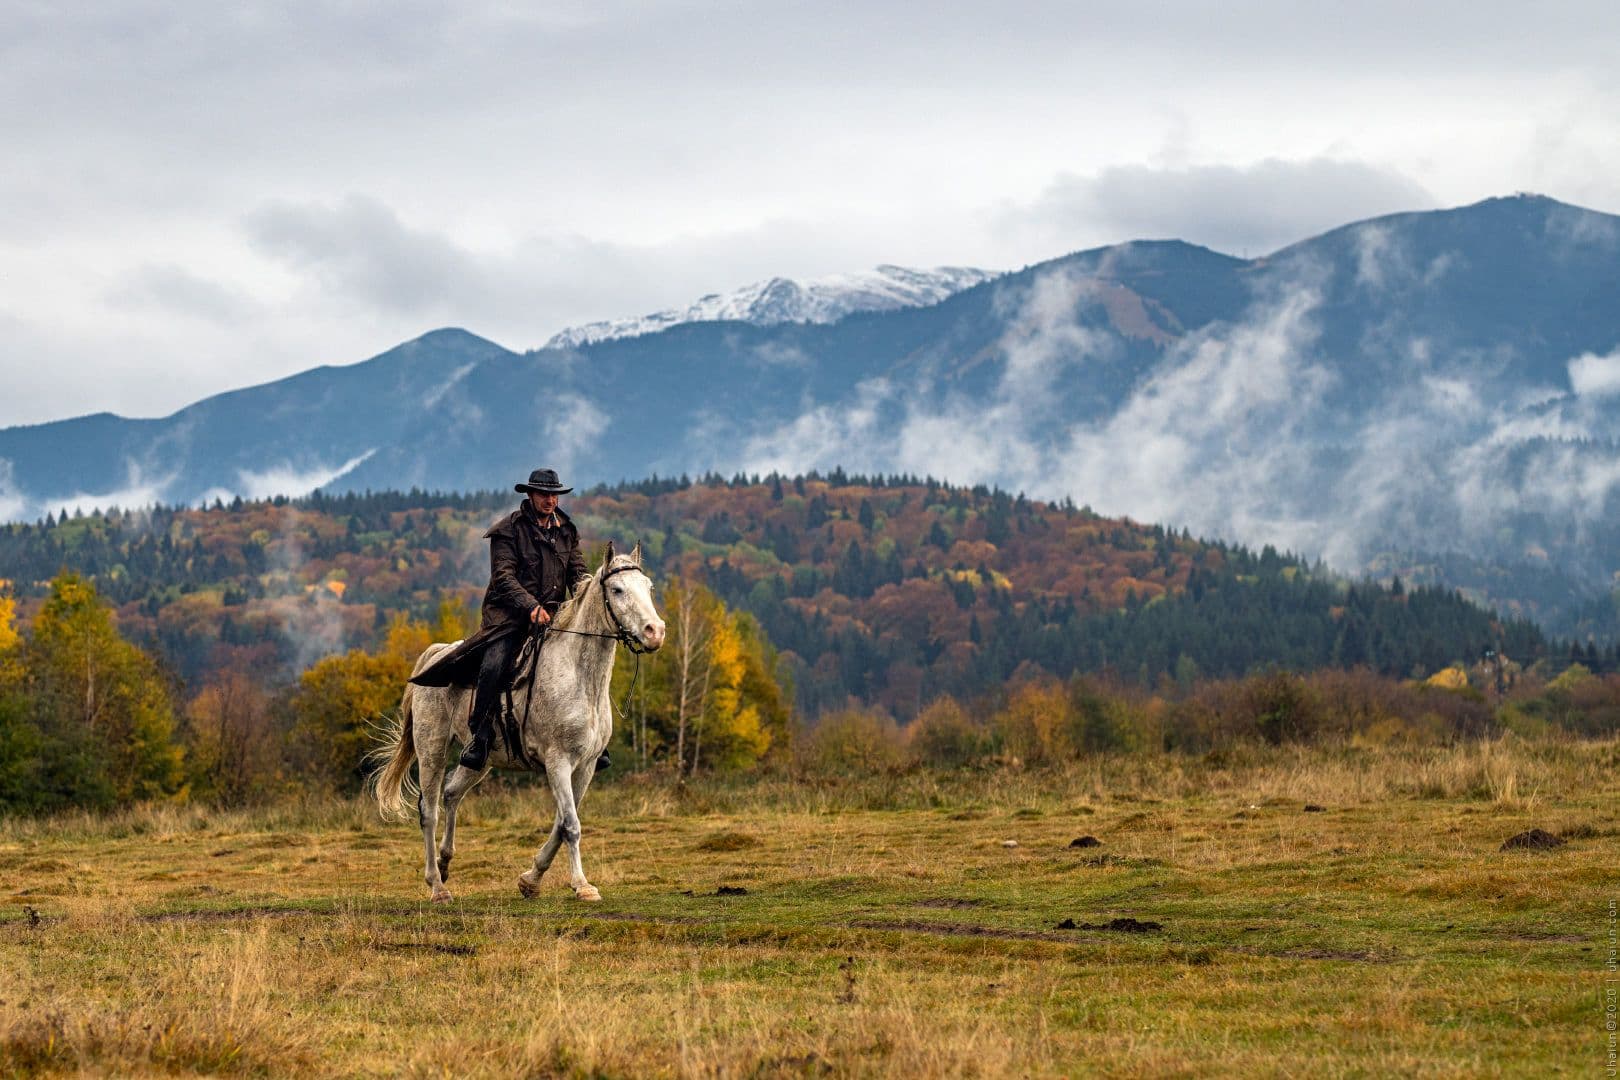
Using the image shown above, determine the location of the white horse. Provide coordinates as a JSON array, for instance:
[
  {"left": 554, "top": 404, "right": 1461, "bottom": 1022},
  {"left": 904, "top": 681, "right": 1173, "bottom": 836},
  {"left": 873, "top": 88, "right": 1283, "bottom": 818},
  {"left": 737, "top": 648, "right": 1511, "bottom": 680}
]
[{"left": 372, "top": 543, "right": 665, "bottom": 903}]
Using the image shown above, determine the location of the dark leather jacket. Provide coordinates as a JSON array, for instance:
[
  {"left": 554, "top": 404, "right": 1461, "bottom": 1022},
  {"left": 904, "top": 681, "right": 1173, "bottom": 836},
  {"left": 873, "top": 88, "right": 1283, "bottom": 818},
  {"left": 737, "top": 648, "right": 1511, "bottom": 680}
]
[
  {"left": 480, "top": 501, "right": 589, "bottom": 630},
  {"left": 409, "top": 501, "right": 589, "bottom": 687}
]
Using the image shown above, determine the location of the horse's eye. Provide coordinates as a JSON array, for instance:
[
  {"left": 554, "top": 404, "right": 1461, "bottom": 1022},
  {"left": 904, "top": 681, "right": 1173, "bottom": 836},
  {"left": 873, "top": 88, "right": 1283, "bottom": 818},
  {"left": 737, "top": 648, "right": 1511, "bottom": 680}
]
[{"left": 612, "top": 586, "right": 623, "bottom": 595}]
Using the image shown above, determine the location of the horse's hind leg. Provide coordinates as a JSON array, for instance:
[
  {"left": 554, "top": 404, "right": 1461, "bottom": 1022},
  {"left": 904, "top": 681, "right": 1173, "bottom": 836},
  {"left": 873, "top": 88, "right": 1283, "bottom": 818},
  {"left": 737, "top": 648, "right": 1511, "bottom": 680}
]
[
  {"left": 518, "top": 816, "right": 565, "bottom": 898},
  {"left": 439, "top": 762, "right": 490, "bottom": 884},
  {"left": 415, "top": 707, "right": 454, "bottom": 903},
  {"left": 418, "top": 774, "right": 452, "bottom": 903}
]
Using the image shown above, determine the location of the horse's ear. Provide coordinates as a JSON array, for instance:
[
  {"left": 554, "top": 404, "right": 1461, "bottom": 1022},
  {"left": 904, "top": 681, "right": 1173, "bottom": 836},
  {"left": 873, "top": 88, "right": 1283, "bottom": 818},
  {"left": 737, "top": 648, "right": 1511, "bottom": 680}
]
[
  {"left": 630, "top": 541, "right": 643, "bottom": 565},
  {"left": 602, "top": 540, "right": 616, "bottom": 568}
]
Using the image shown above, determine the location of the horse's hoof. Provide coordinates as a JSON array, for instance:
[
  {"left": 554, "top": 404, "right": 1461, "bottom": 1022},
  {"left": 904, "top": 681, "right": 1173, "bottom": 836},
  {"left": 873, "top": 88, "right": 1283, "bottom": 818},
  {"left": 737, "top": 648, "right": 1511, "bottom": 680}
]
[
  {"left": 437, "top": 856, "right": 452, "bottom": 883},
  {"left": 517, "top": 874, "right": 542, "bottom": 899},
  {"left": 574, "top": 884, "right": 602, "bottom": 902},
  {"left": 430, "top": 886, "right": 453, "bottom": 904}
]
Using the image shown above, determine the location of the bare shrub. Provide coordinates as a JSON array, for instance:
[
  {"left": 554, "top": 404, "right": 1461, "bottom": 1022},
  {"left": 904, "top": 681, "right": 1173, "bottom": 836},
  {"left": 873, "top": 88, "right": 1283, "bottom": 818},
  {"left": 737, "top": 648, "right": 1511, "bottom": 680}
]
[
  {"left": 1245, "top": 671, "right": 1321, "bottom": 745},
  {"left": 991, "top": 681, "right": 1073, "bottom": 766},
  {"left": 906, "top": 696, "right": 987, "bottom": 768},
  {"left": 1412, "top": 682, "right": 1495, "bottom": 738},
  {"left": 794, "top": 708, "right": 907, "bottom": 777},
  {"left": 1069, "top": 675, "right": 1158, "bottom": 752},
  {"left": 1304, "top": 667, "right": 1415, "bottom": 737}
]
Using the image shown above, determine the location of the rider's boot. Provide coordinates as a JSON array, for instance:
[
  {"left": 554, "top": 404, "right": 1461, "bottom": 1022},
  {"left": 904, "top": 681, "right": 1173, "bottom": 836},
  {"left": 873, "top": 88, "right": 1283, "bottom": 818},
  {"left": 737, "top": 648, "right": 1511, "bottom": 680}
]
[{"left": 459, "top": 718, "right": 494, "bottom": 771}]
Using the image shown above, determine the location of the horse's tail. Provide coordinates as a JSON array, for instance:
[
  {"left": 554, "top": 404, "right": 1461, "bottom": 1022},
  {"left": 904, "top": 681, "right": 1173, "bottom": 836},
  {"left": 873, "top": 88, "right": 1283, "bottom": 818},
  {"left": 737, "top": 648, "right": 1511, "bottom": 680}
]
[{"left": 370, "top": 682, "right": 420, "bottom": 823}]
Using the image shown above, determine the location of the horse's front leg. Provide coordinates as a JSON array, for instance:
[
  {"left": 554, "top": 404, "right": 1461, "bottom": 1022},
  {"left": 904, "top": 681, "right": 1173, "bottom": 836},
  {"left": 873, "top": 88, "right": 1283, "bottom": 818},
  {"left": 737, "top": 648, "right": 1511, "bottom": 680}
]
[{"left": 520, "top": 755, "right": 599, "bottom": 901}]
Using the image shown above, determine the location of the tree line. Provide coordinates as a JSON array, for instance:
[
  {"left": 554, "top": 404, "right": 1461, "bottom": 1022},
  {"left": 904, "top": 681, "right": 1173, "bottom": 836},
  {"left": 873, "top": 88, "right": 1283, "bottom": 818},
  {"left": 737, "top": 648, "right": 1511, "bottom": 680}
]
[
  {"left": 0, "top": 477, "right": 1565, "bottom": 720},
  {"left": 0, "top": 571, "right": 792, "bottom": 814},
  {"left": 0, "top": 567, "right": 1612, "bottom": 817}
]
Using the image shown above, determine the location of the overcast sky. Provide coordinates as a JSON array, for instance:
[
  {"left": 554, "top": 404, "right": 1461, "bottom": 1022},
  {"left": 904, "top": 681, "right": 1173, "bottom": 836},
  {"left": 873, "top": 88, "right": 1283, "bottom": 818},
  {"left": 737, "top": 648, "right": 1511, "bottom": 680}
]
[{"left": 2, "top": 0, "right": 1618, "bottom": 429}]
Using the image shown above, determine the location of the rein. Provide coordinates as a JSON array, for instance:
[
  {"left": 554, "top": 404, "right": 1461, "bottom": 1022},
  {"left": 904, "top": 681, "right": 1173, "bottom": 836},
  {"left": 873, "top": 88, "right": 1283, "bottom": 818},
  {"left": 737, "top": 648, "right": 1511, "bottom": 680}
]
[
  {"left": 502, "top": 562, "right": 651, "bottom": 760},
  {"left": 544, "top": 563, "right": 654, "bottom": 654}
]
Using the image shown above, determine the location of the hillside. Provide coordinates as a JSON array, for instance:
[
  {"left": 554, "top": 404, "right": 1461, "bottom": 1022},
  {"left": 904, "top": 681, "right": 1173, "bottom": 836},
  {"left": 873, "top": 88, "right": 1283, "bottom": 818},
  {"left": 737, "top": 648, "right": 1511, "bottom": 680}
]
[{"left": 0, "top": 476, "right": 1552, "bottom": 714}]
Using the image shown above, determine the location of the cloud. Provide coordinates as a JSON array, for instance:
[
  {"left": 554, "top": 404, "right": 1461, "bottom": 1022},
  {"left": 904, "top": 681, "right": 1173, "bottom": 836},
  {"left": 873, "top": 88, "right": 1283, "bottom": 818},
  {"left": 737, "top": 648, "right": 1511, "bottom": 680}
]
[
  {"left": 105, "top": 263, "right": 259, "bottom": 323},
  {"left": 5, "top": 0, "right": 1620, "bottom": 442},
  {"left": 0, "top": 460, "right": 28, "bottom": 522},
  {"left": 246, "top": 197, "right": 476, "bottom": 317},
  {"left": 1352, "top": 225, "right": 1458, "bottom": 294},
  {"left": 739, "top": 378, "right": 895, "bottom": 478},
  {"left": 422, "top": 362, "right": 479, "bottom": 409},
  {"left": 540, "top": 394, "right": 608, "bottom": 476},
  {"left": 1051, "top": 282, "right": 1334, "bottom": 554},
  {"left": 235, "top": 449, "right": 377, "bottom": 500},
  {"left": 1568, "top": 347, "right": 1620, "bottom": 398},
  {"left": 1005, "top": 158, "right": 1437, "bottom": 257},
  {"left": 35, "top": 470, "right": 178, "bottom": 521},
  {"left": 747, "top": 341, "right": 814, "bottom": 369}
]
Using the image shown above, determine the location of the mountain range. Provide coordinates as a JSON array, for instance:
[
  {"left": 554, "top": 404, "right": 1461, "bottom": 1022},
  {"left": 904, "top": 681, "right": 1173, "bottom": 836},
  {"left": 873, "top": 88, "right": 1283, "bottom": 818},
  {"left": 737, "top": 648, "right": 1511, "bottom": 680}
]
[
  {"left": 3, "top": 193, "right": 1620, "bottom": 636},
  {"left": 543, "top": 264, "right": 995, "bottom": 349}
]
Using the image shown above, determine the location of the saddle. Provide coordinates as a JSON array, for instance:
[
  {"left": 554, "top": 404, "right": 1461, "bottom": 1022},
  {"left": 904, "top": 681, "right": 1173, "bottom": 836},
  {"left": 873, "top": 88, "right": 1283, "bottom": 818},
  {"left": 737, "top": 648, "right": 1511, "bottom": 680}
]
[
  {"left": 503, "top": 627, "right": 545, "bottom": 692},
  {"left": 495, "top": 626, "right": 548, "bottom": 770}
]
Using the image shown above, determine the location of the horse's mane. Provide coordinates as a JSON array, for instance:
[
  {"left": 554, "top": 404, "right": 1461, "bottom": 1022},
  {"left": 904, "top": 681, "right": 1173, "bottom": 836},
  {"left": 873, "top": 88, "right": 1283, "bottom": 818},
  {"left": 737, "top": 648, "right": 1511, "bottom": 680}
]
[{"left": 551, "top": 553, "right": 640, "bottom": 633}]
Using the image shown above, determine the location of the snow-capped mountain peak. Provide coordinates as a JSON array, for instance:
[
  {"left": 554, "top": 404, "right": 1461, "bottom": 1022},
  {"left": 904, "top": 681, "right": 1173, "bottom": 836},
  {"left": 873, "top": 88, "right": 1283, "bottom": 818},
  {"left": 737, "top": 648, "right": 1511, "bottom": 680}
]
[{"left": 542, "top": 264, "right": 998, "bottom": 349}]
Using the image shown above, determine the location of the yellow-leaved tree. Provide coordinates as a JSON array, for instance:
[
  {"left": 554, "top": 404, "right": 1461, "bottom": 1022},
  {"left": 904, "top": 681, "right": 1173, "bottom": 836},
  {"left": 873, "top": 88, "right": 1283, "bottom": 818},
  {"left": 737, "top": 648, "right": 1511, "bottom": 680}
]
[
  {"left": 284, "top": 597, "right": 476, "bottom": 792},
  {"left": 287, "top": 611, "right": 427, "bottom": 791},
  {"left": 615, "top": 577, "right": 789, "bottom": 774},
  {"left": 21, "top": 573, "right": 185, "bottom": 806},
  {"left": 0, "top": 579, "right": 19, "bottom": 658}
]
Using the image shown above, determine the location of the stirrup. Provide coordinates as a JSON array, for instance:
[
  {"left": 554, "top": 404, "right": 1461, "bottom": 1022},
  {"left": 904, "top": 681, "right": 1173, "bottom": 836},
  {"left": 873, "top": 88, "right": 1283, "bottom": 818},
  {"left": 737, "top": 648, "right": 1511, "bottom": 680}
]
[{"left": 458, "top": 730, "right": 492, "bottom": 771}]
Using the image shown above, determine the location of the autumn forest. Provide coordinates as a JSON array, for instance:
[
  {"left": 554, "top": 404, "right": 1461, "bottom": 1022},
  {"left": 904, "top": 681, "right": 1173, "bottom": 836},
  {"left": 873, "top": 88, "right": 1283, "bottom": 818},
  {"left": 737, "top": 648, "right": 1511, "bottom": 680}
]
[{"left": 1, "top": 472, "right": 1614, "bottom": 813}]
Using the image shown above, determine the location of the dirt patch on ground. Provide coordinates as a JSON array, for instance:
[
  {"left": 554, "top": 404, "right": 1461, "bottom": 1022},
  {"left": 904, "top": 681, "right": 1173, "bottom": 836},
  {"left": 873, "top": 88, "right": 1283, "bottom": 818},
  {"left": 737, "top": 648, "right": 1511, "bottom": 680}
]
[
  {"left": 1072, "top": 854, "right": 1165, "bottom": 869},
  {"left": 1069, "top": 836, "right": 1102, "bottom": 848},
  {"left": 1500, "top": 829, "right": 1565, "bottom": 851},
  {"left": 1229, "top": 945, "right": 1392, "bottom": 963},
  {"left": 914, "top": 898, "right": 983, "bottom": 909},
  {"left": 1056, "top": 917, "right": 1162, "bottom": 933},
  {"left": 1280, "top": 948, "right": 1388, "bottom": 962}
]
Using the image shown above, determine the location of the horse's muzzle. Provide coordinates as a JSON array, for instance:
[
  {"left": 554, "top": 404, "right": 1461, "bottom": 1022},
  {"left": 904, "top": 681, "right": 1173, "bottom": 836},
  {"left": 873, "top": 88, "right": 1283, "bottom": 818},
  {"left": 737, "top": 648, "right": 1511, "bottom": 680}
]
[{"left": 641, "top": 621, "right": 667, "bottom": 651}]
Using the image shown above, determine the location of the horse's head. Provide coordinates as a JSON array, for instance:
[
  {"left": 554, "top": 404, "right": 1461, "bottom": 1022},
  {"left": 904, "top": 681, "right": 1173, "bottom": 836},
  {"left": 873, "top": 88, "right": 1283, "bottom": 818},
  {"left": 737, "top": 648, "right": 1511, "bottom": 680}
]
[{"left": 599, "top": 540, "right": 666, "bottom": 651}]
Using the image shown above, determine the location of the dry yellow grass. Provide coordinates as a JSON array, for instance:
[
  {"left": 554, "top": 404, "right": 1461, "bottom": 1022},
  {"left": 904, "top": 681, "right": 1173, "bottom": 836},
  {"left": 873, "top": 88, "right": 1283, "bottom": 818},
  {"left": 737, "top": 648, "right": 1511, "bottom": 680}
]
[{"left": 1, "top": 736, "right": 1614, "bottom": 1077}]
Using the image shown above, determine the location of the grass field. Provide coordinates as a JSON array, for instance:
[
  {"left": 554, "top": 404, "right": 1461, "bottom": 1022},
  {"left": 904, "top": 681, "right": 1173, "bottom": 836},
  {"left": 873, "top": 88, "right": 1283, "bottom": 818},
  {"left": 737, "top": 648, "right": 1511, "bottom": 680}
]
[{"left": 2, "top": 737, "right": 1615, "bottom": 1077}]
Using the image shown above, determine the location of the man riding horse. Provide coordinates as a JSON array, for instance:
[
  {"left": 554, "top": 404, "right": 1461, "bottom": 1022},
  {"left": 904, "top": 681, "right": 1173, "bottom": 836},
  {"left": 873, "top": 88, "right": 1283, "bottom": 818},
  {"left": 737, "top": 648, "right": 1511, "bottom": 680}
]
[{"left": 409, "top": 467, "right": 604, "bottom": 772}]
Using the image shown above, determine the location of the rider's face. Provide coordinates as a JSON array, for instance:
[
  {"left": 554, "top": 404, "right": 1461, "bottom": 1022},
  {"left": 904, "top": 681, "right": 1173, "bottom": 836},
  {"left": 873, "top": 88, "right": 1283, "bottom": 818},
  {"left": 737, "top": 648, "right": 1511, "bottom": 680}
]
[{"left": 529, "top": 491, "right": 559, "bottom": 516}]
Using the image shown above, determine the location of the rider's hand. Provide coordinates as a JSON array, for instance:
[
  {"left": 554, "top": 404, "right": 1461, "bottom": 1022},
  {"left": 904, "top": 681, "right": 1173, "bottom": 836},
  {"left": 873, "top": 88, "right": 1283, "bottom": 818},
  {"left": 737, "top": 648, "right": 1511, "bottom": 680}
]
[{"left": 530, "top": 605, "right": 551, "bottom": 626}]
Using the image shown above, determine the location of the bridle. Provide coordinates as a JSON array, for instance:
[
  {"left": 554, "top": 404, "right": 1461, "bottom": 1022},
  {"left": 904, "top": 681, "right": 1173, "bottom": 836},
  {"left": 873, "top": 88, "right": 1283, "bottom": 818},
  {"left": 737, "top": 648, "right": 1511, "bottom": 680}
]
[
  {"left": 502, "top": 561, "right": 655, "bottom": 760},
  {"left": 545, "top": 561, "right": 655, "bottom": 654}
]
